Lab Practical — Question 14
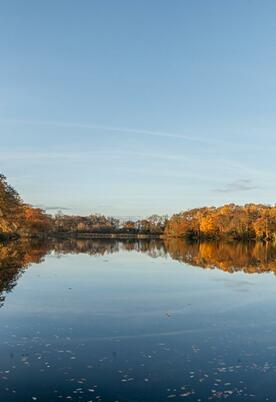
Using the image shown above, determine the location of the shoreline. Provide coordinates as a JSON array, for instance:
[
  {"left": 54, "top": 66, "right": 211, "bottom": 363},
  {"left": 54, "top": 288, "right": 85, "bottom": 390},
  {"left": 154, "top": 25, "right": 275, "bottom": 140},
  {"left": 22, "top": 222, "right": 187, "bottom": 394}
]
[
  {"left": 0, "top": 232, "right": 272, "bottom": 244},
  {"left": 50, "top": 232, "right": 164, "bottom": 240}
]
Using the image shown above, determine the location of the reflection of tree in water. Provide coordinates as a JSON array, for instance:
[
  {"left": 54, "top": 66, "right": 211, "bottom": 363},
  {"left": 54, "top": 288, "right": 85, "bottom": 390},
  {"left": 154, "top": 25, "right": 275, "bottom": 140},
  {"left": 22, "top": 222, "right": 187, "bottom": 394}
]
[
  {"left": 51, "top": 238, "right": 167, "bottom": 259},
  {"left": 52, "top": 238, "right": 120, "bottom": 256},
  {"left": 120, "top": 239, "right": 167, "bottom": 259},
  {"left": 2, "top": 238, "right": 276, "bottom": 308},
  {"left": 51, "top": 238, "right": 276, "bottom": 274},
  {"left": 0, "top": 240, "right": 49, "bottom": 307},
  {"left": 164, "top": 239, "right": 276, "bottom": 274}
]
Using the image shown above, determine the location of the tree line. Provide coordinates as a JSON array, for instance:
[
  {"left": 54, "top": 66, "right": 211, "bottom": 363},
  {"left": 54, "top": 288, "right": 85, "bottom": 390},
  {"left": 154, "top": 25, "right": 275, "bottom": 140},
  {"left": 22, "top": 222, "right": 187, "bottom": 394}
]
[
  {"left": 164, "top": 204, "right": 276, "bottom": 240},
  {"left": 50, "top": 204, "right": 276, "bottom": 241},
  {"left": 2, "top": 174, "right": 276, "bottom": 241},
  {"left": 53, "top": 213, "right": 168, "bottom": 236}
]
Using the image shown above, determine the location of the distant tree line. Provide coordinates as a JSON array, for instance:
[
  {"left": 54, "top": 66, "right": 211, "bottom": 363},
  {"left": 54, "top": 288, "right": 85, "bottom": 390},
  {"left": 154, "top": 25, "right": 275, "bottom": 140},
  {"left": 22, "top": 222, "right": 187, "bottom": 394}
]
[
  {"left": 44, "top": 204, "right": 276, "bottom": 241},
  {"left": 52, "top": 213, "right": 168, "bottom": 236},
  {"left": 2, "top": 174, "right": 276, "bottom": 241}
]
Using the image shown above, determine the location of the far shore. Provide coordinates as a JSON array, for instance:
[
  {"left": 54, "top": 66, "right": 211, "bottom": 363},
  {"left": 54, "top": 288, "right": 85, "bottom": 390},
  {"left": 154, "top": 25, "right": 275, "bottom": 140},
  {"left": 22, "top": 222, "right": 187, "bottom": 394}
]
[
  {"left": 51, "top": 232, "right": 164, "bottom": 240},
  {"left": 1, "top": 232, "right": 271, "bottom": 244}
]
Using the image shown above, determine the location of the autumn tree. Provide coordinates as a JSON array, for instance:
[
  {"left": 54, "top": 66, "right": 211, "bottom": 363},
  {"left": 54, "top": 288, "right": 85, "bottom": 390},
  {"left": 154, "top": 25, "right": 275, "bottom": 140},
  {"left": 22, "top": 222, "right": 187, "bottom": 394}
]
[
  {"left": 0, "top": 174, "right": 23, "bottom": 235},
  {"left": 0, "top": 174, "right": 53, "bottom": 239},
  {"left": 164, "top": 204, "right": 276, "bottom": 241}
]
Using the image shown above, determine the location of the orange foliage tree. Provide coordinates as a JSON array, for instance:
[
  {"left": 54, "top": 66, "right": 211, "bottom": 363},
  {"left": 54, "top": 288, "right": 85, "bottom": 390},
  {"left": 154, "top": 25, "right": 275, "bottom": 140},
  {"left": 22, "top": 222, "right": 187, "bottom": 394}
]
[{"left": 164, "top": 204, "right": 276, "bottom": 240}]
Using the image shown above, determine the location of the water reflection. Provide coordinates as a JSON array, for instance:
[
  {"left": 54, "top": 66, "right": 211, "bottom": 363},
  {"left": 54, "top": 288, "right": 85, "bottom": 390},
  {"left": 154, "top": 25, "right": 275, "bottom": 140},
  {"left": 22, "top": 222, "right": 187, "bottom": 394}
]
[
  {"left": 164, "top": 240, "right": 276, "bottom": 274},
  {"left": 50, "top": 238, "right": 276, "bottom": 275},
  {"left": 1, "top": 238, "right": 276, "bottom": 401},
  {"left": 0, "top": 239, "right": 49, "bottom": 307},
  {"left": 1, "top": 238, "right": 276, "bottom": 309}
]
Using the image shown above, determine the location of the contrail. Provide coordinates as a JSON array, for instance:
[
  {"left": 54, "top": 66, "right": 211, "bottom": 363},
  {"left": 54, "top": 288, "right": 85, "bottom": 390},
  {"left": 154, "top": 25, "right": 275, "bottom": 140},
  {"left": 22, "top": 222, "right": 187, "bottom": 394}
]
[{"left": 0, "top": 118, "right": 210, "bottom": 143}]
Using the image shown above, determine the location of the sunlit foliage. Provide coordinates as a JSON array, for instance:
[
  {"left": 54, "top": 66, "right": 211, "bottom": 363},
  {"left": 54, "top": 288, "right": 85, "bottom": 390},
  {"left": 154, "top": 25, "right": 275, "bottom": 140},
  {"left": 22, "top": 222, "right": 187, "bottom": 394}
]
[
  {"left": 164, "top": 204, "right": 276, "bottom": 240},
  {"left": 0, "top": 174, "right": 51, "bottom": 239}
]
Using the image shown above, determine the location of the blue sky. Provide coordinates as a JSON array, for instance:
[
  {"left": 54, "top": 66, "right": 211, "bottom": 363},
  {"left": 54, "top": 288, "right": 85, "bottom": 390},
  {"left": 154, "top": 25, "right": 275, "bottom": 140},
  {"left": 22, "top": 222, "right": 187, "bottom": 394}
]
[{"left": 1, "top": 0, "right": 276, "bottom": 217}]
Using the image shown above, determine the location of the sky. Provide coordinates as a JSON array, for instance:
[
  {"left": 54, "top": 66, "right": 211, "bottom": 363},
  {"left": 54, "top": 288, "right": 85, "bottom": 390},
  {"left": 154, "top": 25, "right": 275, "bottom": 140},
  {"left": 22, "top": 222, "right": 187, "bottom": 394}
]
[{"left": 1, "top": 0, "right": 276, "bottom": 217}]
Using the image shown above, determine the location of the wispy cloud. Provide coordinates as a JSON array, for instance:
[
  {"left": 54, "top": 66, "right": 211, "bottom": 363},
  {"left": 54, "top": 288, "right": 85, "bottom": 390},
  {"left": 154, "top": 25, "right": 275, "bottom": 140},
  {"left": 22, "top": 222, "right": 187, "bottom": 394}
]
[
  {"left": 0, "top": 118, "right": 213, "bottom": 144},
  {"left": 0, "top": 151, "right": 84, "bottom": 161},
  {"left": 33, "top": 204, "right": 71, "bottom": 211},
  {"left": 0, "top": 149, "right": 187, "bottom": 161},
  {"left": 214, "top": 179, "right": 258, "bottom": 193}
]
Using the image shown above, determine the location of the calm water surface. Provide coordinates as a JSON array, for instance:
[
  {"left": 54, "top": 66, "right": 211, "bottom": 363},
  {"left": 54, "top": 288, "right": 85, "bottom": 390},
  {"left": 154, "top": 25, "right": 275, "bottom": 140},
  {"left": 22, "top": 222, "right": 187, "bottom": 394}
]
[{"left": 0, "top": 239, "right": 276, "bottom": 401}]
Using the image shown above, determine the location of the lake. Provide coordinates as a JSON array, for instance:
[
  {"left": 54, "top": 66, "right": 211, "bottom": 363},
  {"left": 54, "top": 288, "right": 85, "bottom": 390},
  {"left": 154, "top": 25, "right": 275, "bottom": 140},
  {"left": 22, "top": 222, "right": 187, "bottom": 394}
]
[{"left": 0, "top": 239, "right": 276, "bottom": 401}]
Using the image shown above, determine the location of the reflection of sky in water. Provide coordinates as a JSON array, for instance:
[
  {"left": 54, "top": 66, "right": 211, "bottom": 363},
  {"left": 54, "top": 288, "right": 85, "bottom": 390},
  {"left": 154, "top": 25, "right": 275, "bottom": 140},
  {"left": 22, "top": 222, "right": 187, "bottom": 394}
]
[{"left": 1, "top": 246, "right": 276, "bottom": 401}]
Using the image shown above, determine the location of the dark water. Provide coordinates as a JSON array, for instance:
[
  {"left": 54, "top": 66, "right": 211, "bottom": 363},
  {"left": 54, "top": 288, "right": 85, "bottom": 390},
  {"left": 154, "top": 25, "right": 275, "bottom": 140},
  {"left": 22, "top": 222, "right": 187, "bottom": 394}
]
[{"left": 1, "top": 239, "right": 276, "bottom": 401}]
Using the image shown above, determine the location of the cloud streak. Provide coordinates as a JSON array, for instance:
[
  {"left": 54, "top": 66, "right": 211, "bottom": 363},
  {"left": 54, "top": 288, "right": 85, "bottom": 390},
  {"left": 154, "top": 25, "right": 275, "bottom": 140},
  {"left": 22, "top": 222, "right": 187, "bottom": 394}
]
[
  {"left": 33, "top": 204, "right": 71, "bottom": 211},
  {"left": 214, "top": 179, "right": 258, "bottom": 193},
  {"left": 0, "top": 118, "right": 213, "bottom": 144}
]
